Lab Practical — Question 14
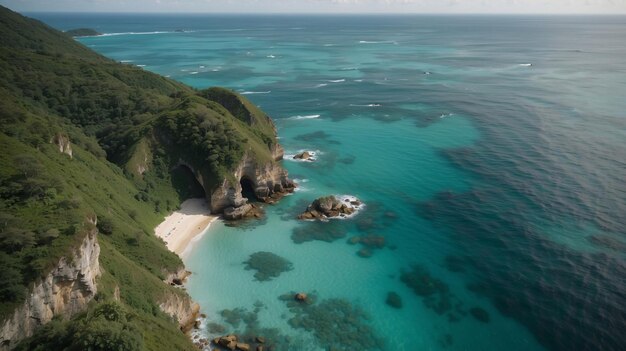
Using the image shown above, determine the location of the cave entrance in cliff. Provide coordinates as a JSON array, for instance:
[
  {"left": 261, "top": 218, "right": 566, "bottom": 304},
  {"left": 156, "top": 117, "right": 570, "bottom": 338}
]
[
  {"left": 240, "top": 176, "right": 258, "bottom": 202},
  {"left": 171, "top": 165, "right": 205, "bottom": 200}
]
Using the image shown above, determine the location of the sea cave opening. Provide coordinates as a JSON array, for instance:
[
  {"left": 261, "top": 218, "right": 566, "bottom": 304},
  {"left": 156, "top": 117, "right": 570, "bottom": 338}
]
[
  {"left": 171, "top": 165, "right": 205, "bottom": 200},
  {"left": 240, "top": 176, "right": 258, "bottom": 202}
]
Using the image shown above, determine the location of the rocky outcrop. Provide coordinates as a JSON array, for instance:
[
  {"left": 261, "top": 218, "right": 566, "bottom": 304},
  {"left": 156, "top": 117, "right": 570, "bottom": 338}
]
[
  {"left": 164, "top": 267, "right": 191, "bottom": 286},
  {"left": 210, "top": 152, "right": 296, "bottom": 216},
  {"left": 293, "top": 151, "right": 312, "bottom": 160},
  {"left": 158, "top": 292, "right": 200, "bottom": 333},
  {"left": 0, "top": 230, "right": 100, "bottom": 350},
  {"left": 50, "top": 133, "right": 73, "bottom": 158},
  {"left": 223, "top": 203, "right": 264, "bottom": 220},
  {"left": 211, "top": 335, "right": 253, "bottom": 351},
  {"left": 298, "top": 196, "right": 361, "bottom": 220}
]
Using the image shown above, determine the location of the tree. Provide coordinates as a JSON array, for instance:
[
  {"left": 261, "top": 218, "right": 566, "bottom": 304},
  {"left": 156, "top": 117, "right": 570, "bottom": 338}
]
[
  {"left": 14, "top": 154, "right": 43, "bottom": 178},
  {"left": 96, "top": 217, "right": 114, "bottom": 235}
]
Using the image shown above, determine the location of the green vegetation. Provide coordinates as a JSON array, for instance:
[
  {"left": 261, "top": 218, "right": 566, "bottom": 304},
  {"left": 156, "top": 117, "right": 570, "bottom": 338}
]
[
  {"left": 0, "top": 5, "right": 281, "bottom": 350},
  {"left": 65, "top": 28, "right": 101, "bottom": 37}
]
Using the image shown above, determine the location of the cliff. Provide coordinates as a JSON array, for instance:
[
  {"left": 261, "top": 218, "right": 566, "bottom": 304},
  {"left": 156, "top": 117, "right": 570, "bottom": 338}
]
[
  {"left": 129, "top": 87, "right": 296, "bottom": 219},
  {"left": 0, "top": 230, "right": 100, "bottom": 350},
  {"left": 210, "top": 146, "right": 295, "bottom": 217},
  {"left": 0, "top": 5, "right": 291, "bottom": 350},
  {"left": 159, "top": 292, "right": 200, "bottom": 333}
]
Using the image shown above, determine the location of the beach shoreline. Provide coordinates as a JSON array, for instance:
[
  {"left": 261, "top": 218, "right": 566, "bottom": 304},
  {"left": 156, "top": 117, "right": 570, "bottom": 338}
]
[{"left": 155, "top": 198, "right": 217, "bottom": 257}]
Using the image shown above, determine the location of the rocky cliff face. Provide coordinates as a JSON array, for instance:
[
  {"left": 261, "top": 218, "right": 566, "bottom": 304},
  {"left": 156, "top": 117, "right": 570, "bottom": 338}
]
[
  {"left": 0, "top": 230, "right": 100, "bottom": 350},
  {"left": 50, "top": 133, "right": 73, "bottom": 158},
  {"left": 159, "top": 292, "right": 200, "bottom": 333},
  {"left": 210, "top": 145, "right": 295, "bottom": 217}
]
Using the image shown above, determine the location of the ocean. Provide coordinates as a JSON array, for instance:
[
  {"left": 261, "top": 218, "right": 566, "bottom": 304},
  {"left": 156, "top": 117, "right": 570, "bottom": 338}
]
[{"left": 33, "top": 13, "right": 626, "bottom": 351}]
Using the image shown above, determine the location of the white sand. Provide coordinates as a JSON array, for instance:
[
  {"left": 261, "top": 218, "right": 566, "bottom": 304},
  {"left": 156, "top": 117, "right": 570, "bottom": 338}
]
[{"left": 155, "top": 198, "right": 216, "bottom": 257}]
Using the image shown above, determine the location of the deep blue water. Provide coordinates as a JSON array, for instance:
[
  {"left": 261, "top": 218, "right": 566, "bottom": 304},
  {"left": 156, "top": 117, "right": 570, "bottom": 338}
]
[{"left": 33, "top": 13, "right": 626, "bottom": 351}]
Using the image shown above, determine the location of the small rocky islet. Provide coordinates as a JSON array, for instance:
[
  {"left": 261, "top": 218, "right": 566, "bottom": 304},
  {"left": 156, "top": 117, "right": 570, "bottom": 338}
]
[
  {"left": 297, "top": 195, "right": 362, "bottom": 220},
  {"left": 292, "top": 150, "right": 316, "bottom": 161}
]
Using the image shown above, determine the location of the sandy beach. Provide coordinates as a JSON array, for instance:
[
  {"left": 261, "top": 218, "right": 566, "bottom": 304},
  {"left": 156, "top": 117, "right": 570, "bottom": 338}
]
[{"left": 155, "top": 198, "right": 216, "bottom": 257}]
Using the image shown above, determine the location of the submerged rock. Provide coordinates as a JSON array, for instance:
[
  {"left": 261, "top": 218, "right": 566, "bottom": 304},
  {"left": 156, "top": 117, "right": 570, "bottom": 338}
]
[
  {"left": 357, "top": 248, "right": 373, "bottom": 258},
  {"left": 469, "top": 307, "right": 490, "bottom": 323},
  {"left": 243, "top": 252, "right": 293, "bottom": 281},
  {"left": 358, "top": 234, "right": 385, "bottom": 248},
  {"left": 400, "top": 265, "right": 463, "bottom": 316},
  {"left": 386, "top": 292, "right": 403, "bottom": 309},
  {"left": 291, "top": 221, "right": 349, "bottom": 244},
  {"left": 280, "top": 293, "right": 384, "bottom": 350},
  {"left": 295, "top": 292, "right": 308, "bottom": 302}
]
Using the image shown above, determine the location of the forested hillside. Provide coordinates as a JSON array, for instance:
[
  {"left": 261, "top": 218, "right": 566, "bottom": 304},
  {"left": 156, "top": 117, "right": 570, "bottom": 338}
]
[{"left": 0, "top": 5, "right": 279, "bottom": 350}]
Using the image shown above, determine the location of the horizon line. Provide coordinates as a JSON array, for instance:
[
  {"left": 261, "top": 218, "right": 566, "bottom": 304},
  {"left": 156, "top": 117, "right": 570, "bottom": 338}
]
[{"left": 23, "top": 11, "right": 626, "bottom": 16}]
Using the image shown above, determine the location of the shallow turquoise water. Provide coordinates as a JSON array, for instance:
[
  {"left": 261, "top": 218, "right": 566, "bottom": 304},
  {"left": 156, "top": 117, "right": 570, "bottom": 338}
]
[{"left": 36, "top": 14, "right": 626, "bottom": 351}]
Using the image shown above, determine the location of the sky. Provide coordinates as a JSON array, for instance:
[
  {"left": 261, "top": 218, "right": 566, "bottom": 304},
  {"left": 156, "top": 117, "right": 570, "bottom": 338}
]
[{"left": 1, "top": 0, "right": 625, "bottom": 14}]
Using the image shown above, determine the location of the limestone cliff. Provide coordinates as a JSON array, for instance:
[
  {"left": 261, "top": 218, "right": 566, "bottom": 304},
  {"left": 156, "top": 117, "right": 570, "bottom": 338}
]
[
  {"left": 159, "top": 292, "right": 200, "bottom": 333},
  {"left": 211, "top": 146, "right": 295, "bottom": 217},
  {"left": 0, "top": 230, "right": 100, "bottom": 350},
  {"left": 50, "top": 133, "right": 73, "bottom": 158}
]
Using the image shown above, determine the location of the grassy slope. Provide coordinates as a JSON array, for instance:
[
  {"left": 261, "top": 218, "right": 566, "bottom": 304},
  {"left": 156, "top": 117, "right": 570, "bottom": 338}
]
[{"left": 0, "top": 5, "right": 280, "bottom": 350}]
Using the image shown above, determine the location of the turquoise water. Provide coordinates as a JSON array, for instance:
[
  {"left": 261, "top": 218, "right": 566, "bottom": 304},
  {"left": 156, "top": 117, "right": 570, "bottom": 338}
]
[{"left": 36, "top": 14, "right": 626, "bottom": 351}]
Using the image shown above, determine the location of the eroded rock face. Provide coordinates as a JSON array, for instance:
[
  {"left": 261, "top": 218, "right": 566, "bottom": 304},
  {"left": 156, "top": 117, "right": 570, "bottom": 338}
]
[
  {"left": 50, "top": 133, "right": 73, "bottom": 158},
  {"left": 224, "top": 203, "right": 255, "bottom": 220},
  {"left": 210, "top": 152, "right": 296, "bottom": 217},
  {"left": 0, "top": 230, "right": 100, "bottom": 350},
  {"left": 164, "top": 267, "right": 191, "bottom": 286},
  {"left": 159, "top": 292, "right": 200, "bottom": 333}
]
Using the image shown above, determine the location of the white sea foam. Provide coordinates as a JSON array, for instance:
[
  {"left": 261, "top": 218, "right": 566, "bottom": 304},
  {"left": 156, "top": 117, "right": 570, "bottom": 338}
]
[
  {"left": 359, "top": 40, "right": 397, "bottom": 44},
  {"left": 101, "top": 31, "right": 185, "bottom": 37},
  {"left": 439, "top": 113, "right": 455, "bottom": 119},
  {"left": 239, "top": 91, "right": 271, "bottom": 95},
  {"left": 327, "top": 79, "right": 345, "bottom": 83},
  {"left": 519, "top": 63, "right": 532, "bottom": 67},
  {"left": 199, "top": 65, "right": 205, "bottom": 68},
  {"left": 350, "top": 103, "right": 382, "bottom": 107},
  {"left": 341, "top": 67, "right": 358, "bottom": 71},
  {"left": 292, "top": 179, "right": 311, "bottom": 192},
  {"left": 334, "top": 195, "right": 365, "bottom": 220},
  {"left": 287, "top": 114, "right": 321, "bottom": 120},
  {"left": 120, "top": 60, "right": 133, "bottom": 63},
  {"left": 136, "top": 64, "right": 147, "bottom": 67},
  {"left": 284, "top": 150, "right": 320, "bottom": 162},
  {"left": 190, "top": 71, "right": 199, "bottom": 75},
  {"left": 313, "top": 83, "right": 328, "bottom": 88},
  {"left": 323, "top": 43, "right": 337, "bottom": 47},
  {"left": 267, "top": 55, "right": 276, "bottom": 58},
  {"left": 354, "top": 79, "right": 363, "bottom": 82}
]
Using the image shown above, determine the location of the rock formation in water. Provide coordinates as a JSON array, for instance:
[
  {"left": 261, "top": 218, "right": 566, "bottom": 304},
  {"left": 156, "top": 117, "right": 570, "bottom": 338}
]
[
  {"left": 293, "top": 151, "right": 313, "bottom": 161},
  {"left": 298, "top": 195, "right": 361, "bottom": 220}
]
